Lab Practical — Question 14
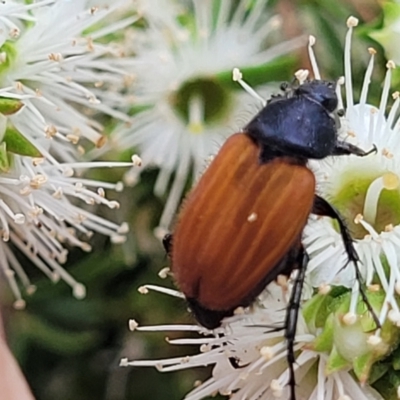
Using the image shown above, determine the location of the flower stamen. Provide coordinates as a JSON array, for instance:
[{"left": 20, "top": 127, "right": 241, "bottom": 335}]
[
  {"left": 232, "top": 68, "right": 266, "bottom": 107},
  {"left": 307, "top": 36, "right": 321, "bottom": 79},
  {"left": 363, "top": 172, "right": 399, "bottom": 225}
]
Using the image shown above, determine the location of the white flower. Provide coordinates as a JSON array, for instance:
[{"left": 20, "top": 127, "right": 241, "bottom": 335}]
[
  {"left": 121, "top": 282, "right": 383, "bottom": 400},
  {"left": 120, "top": 15, "right": 400, "bottom": 400},
  {"left": 0, "top": 0, "right": 143, "bottom": 306},
  {"left": 113, "top": 0, "right": 304, "bottom": 234},
  {"left": 0, "top": 0, "right": 136, "bottom": 151},
  {"left": 304, "top": 17, "right": 400, "bottom": 332},
  {"left": 0, "top": 150, "right": 140, "bottom": 308}
]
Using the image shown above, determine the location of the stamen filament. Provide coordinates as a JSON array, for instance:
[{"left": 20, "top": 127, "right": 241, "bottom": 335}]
[
  {"left": 232, "top": 68, "right": 266, "bottom": 106},
  {"left": 345, "top": 17, "right": 359, "bottom": 109},
  {"left": 308, "top": 36, "right": 321, "bottom": 79},
  {"left": 363, "top": 173, "right": 399, "bottom": 225}
]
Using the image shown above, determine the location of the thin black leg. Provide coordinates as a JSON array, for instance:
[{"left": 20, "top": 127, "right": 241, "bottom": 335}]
[
  {"left": 312, "top": 195, "right": 380, "bottom": 328},
  {"left": 285, "top": 247, "right": 308, "bottom": 400},
  {"left": 332, "top": 140, "right": 377, "bottom": 157}
]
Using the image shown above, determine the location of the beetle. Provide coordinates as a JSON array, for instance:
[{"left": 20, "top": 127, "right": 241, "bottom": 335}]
[{"left": 163, "top": 78, "right": 377, "bottom": 400}]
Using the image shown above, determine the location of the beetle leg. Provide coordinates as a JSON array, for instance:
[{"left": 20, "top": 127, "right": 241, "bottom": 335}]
[
  {"left": 163, "top": 233, "right": 173, "bottom": 256},
  {"left": 312, "top": 195, "right": 380, "bottom": 329},
  {"left": 285, "top": 246, "right": 308, "bottom": 400},
  {"left": 333, "top": 140, "right": 377, "bottom": 157}
]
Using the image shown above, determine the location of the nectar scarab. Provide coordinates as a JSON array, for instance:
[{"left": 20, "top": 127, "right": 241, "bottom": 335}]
[{"left": 164, "top": 78, "right": 377, "bottom": 400}]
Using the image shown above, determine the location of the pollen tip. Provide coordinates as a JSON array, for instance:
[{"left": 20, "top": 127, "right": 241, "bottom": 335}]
[
  {"left": 392, "top": 91, "right": 399, "bottom": 100},
  {"left": 337, "top": 76, "right": 345, "bottom": 85},
  {"left": 158, "top": 267, "right": 170, "bottom": 279},
  {"left": 367, "top": 284, "right": 380, "bottom": 292},
  {"left": 388, "top": 310, "right": 400, "bottom": 324},
  {"left": 232, "top": 67, "right": 242, "bottom": 82},
  {"left": 308, "top": 35, "right": 316, "bottom": 46},
  {"left": 347, "top": 16, "right": 359, "bottom": 28},
  {"left": 138, "top": 285, "right": 149, "bottom": 294},
  {"left": 111, "top": 235, "right": 127, "bottom": 244},
  {"left": 367, "top": 335, "right": 382, "bottom": 346},
  {"left": 395, "top": 281, "right": 400, "bottom": 295},
  {"left": 96, "top": 135, "right": 107, "bottom": 148},
  {"left": 26, "top": 285, "right": 37, "bottom": 295},
  {"left": 120, "top": 358, "right": 129, "bottom": 367},
  {"left": 115, "top": 181, "right": 124, "bottom": 192},
  {"left": 342, "top": 312, "right": 357, "bottom": 325},
  {"left": 368, "top": 47, "right": 376, "bottom": 55},
  {"left": 294, "top": 69, "right": 309, "bottom": 84},
  {"left": 318, "top": 283, "right": 331, "bottom": 295},
  {"left": 234, "top": 306, "right": 245, "bottom": 315},
  {"left": 129, "top": 319, "right": 139, "bottom": 331},
  {"left": 131, "top": 154, "right": 142, "bottom": 166},
  {"left": 270, "top": 379, "right": 283, "bottom": 397},
  {"left": 385, "top": 224, "right": 394, "bottom": 232},
  {"left": 260, "top": 346, "right": 274, "bottom": 360},
  {"left": 117, "top": 222, "right": 129, "bottom": 234},
  {"left": 387, "top": 60, "right": 396, "bottom": 70},
  {"left": 354, "top": 214, "right": 363, "bottom": 224},
  {"left": 73, "top": 283, "right": 86, "bottom": 299},
  {"left": 276, "top": 274, "right": 288, "bottom": 289},
  {"left": 13, "top": 299, "right": 26, "bottom": 310},
  {"left": 382, "top": 172, "right": 399, "bottom": 190}
]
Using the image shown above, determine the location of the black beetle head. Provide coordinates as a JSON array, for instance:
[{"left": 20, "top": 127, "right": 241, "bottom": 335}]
[{"left": 296, "top": 80, "right": 338, "bottom": 113}]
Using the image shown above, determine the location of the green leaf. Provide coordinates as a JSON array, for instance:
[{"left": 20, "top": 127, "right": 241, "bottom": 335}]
[
  {"left": 3, "top": 127, "right": 42, "bottom": 157},
  {"left": 0, "top": 142, "right": 9, "bottom": 172},
  {"left": 0, "top": 98, "right": 23, "bottom": 115}
]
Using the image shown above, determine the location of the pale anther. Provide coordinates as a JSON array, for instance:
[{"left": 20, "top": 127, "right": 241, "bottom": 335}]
[
  {"left": 232, "top": 68, "right": 242, "bottom": 82},
  {"left": 73, "top": 283, "right": 86, "bottom": 299},
  {"left": 128, "top": 319, "right": 139, "bottom": 332},
  {"left": 138, "top": 286, "right": 149, "bottom": 294},
  {"left": 363, "top": 173, "right": 399, "bottom": 225},
  {"left": 318, "top": 283, "right": 331, "bottom": 295},
  {"left": 260, "top": 346, "right": 274, "bottom": 360},
  {"left": 132, "top": 154, "right": 142, "bottom": 166},
  {"left": 347, "top": 16, "right": 359, "bottom": 27},
  {"left": 120, "top": 358, "right": 129, "bottom": 367},
  {"left": 342, "top": 312, "right": 357, "bottom": 325},
  {"left": 368, "top": 284, "right": 380, "bottom": 292},
  {"left": 387, "top": 60, "right": 396, "bottom": 69},
  {"left": 354, "top": 214, "right": 363, "bottom": 224},
  {"left": 367, "top": 335, "right": 382, "bottom": 346},
  {"left": 294, "top": 69, "right": 309, "bottom": 84},
  {"left": 158, "top": 267, "right": 170, "bottom": 279},
  {"left": 13, "top": 299, "right": 26, "bottom": 310}
]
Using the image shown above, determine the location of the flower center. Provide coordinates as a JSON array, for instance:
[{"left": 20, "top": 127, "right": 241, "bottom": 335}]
[
  {"left": 332, "top": 172, "right": 400, "bottom": 239},
  {"left": 171, "top": 78, "right": 231, "bottom": 133}
]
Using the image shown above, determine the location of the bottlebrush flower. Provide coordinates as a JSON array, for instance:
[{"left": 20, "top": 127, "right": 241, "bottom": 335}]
[{"left": 0, "top": 0, "right": 141, "bottom": 305}]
